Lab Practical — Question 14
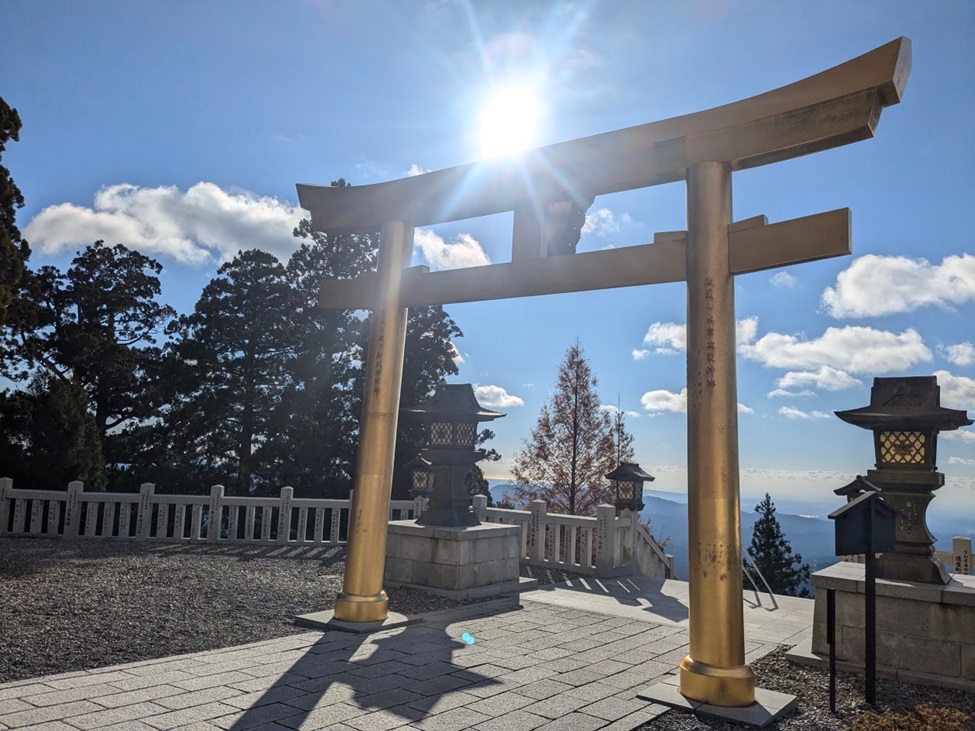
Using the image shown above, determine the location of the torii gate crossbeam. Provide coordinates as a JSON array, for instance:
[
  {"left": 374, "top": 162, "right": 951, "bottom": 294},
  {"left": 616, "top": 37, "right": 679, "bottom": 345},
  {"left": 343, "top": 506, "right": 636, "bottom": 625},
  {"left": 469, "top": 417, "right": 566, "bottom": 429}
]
[{"left": 297, "top": 38, "right": 911, "bottom": 708}]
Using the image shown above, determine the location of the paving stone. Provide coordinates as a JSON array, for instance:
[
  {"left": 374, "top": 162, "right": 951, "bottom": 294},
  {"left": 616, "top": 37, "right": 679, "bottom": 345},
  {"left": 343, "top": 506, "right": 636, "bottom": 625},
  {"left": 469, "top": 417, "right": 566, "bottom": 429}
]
[
  {"left": 0, "top": 699, "right": 103, "bottom": 728},
  {"left": 523, "top": 693, "right": 589, "bottom": 720},
  {"left": 551, "top": 668, "right": 606, "bottom": 687},
  {"left": 465, "top": 691, "right": 534, "bottom": 717},
  {"left": 408, "top": 672, "right": 472, "bottom": 697},
  {"left": 42, "top": 670, "right": 138, "bottom": 690},
  {"left": 176, "top": 669, "right": 257, "bottom": 688},
  {"left": 408, "top": 690, "right": 480, "bottom": 715},
  {"left": 414, "top": 706, "right": 492, "bottom": 731},
  {"left": 98, "top": 722, "right": 161, "bottom": 731},
  {"left": 0, "top": 683, "right": 56, "bottom": 702},
  {"left": 0, "top": 701, "right": 30, "bottom": 716},
  {"left": 515, "top": 678, "right": 575, "bottom": 700},
  {"left": 348, "top": 707, "right": 420, "bottom": 731},
  {"left": 398, "top": 661, "right": 462, "bottom": 681},
  {"left": 155, "top": 685, "right": 244, "bottom": 710},
  {"left": 579, "top": 695, "right": 647, "bottom": 721},
  {"left": 8, "top": 722, "right": 78, "bottom": 731},
  {"left": 563, "top": 681, "right": 621, "bottom": 703},
  {"left": 221, "top": 684, "right": 307, "bottom": 710},
  {"left": 142, "top": 701, "right": 241, "bottom": 729},
  {"left": 356, "top": 686, "right": 424, "bottom": 709},
  {"left": 108, "top": 670, "right": 200, "bottom": 691},
  {"left": 63, "top": 701, "right": 171, "bottom": 730},
  {"left": 472, "top": 710, "right": 552, "bottom": 731},
  {"left": 536, "top": 711, "right": 607, "bottom": 730},
  {"left": 232, "top": 672, "right": 309, "bottom": 693},
  {"left": 274, "top": 702, "right": 367, "bottom": 729},
  {"left": 94, "top": 683, "right": 185, "bottom": 708}
]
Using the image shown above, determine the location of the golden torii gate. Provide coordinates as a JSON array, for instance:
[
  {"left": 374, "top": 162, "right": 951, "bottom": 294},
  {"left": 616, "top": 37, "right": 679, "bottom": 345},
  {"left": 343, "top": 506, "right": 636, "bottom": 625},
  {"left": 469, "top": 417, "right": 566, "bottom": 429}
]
[{"left": 297, "top": 38, "right": 911, "bottom": 707}]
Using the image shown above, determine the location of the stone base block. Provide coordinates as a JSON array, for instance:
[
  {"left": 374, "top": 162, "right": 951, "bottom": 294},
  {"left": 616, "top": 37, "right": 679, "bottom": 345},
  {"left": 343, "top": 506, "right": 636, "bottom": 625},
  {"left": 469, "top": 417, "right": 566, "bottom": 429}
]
[
  {"left": 385, "top": 520, "right": 524, "bottom": 595},
  {"left": 806, "top": 563, "right": 975, "bottom": 691},
  {"left": 637, "top": 674, "right": 797, "bottom": 729},
  {"left": 294, "top": 610, "right": 416, "bottom": 634}
]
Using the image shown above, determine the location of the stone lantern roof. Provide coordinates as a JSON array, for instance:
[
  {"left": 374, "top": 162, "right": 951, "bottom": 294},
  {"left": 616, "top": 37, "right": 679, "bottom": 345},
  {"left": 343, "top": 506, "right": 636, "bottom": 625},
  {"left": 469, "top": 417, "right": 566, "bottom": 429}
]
[
  {"left": 605, "top": 462, "right": 655, "bottom": 483},
  {"left": 401, "top": 383, "right": 504, "bottom": 423},
  {"left": 835, "top": 376, "right": 971, "bottom": 432}
]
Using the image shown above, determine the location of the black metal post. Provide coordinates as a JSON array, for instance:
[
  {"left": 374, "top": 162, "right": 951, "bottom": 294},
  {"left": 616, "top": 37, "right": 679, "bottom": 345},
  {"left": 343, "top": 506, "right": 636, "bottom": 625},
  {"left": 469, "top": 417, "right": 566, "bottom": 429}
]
[
  {"left": 865, "top": 506, "right": 877, "bottom": 705},
  {"left": 827, "top": 587, "right": 836, "bottom": 712}
]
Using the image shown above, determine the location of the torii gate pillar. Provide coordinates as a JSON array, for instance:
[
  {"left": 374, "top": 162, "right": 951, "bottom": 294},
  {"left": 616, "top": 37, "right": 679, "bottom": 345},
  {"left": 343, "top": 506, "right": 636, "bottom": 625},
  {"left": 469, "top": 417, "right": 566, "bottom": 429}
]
[{"left": 681, "top": 161, "right": 753, "bottom": 704}]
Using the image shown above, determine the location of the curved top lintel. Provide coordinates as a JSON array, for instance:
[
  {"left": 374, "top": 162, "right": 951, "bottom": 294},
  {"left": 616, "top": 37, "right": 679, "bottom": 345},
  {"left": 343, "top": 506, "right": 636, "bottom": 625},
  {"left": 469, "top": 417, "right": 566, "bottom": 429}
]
[{"left": 298, "top": 37, "right": 911, "bottom": 234}]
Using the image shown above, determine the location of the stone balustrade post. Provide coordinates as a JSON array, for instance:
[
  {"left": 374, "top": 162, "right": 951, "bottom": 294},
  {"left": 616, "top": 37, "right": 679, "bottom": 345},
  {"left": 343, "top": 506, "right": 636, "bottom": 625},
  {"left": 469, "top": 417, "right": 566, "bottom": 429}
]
[
  {"left": 472, "top": 494, "right": 488, "bottom": 522},
  {"left": 65, "top": 481, "right": 84, "bottom": 537},
  {"left": 0, "top": 477, "right": 11, "bottom": 536},
  {"left": 136, "top": 483, "right": 155, "bottom": 539},
  {"left": 531, "top": 500, "right": 547, "bottom": 562},
  {"left": 277, "top": 487, "right": 294, "bottom": 544},
  {"left": 595, "top": 504, "right": 615, "bottom": 575},
  {"left": 208, "top": 484, "right": 224, "bottom": 544},
  {"left": 412, "top": 495, "right": 427, "bottom": 518}
]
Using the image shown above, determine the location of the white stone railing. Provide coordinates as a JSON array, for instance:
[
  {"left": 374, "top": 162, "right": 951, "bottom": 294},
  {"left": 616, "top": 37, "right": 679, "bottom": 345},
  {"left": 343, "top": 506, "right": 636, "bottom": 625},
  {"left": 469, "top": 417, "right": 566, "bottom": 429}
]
[
  {"left": 0, "top": 479, "right": 420, "bottom": 545},
  {"left": 473, "top": 496, "right": 675, "bottom": 579}
]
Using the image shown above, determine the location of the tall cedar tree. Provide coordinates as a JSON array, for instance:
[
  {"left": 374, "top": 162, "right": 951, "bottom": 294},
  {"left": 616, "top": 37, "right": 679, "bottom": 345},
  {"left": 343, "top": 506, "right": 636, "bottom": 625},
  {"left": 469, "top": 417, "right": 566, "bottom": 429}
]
[
  {"left": 0, "top": 242, "right": 174, "bottom": 483},
  {"left": 164, "top": 250, "right": 303, "bottom": 496},
  {"left": 510, "top": 342, "right": 624, "bottom": 515},
  {"left": 0, "top": 98, "right": 30, "bottom": 326},
  {"left": 749, "top": 493, "right": 811, "bottom": 597}
]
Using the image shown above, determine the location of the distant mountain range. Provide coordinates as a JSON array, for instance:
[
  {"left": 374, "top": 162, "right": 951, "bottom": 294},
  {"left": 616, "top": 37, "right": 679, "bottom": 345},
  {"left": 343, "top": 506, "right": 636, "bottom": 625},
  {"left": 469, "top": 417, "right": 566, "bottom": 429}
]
[{"left": 488, "top": 483, "right": 974, "bottom": 591}]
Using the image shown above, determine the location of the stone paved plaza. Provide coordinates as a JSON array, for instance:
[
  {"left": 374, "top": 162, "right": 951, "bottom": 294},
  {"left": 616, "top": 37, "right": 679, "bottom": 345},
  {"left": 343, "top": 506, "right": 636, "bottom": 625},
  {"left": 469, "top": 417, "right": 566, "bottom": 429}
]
[{"left": 0, "top": 578, "right": 813, "bottom": 731}]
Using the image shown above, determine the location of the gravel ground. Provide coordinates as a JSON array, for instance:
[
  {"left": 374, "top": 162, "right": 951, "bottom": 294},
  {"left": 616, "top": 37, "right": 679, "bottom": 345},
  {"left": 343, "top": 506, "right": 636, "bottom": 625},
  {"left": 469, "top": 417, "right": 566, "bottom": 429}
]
[
  {"left": 637, "top": 648, "right": 975, "bottom": 730},
  {"left": 0, "top": 537, "right": 584, "bottom": 685},
  {"left": 0, "top": 537, "right": 482, "bottom": 683}
]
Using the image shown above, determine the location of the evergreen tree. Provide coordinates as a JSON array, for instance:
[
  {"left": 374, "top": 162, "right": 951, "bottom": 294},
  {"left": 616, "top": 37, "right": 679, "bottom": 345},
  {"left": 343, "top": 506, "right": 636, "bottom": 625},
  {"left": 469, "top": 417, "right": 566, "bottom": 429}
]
[
  {"left": 0, "top": 375, "right": 106, "bottom": 490},
  {"left": 510, "top": 341, "right": 624, "bottom": 515},
  {"left": 163, "top": 249, "right": 303, "bottom": 495},
  {"left": 0, "top": 242, "right": 174, "bottom": 478},
  {"left": 0, "top": 97, "right": 30, "bottom": 326},
  {"left": 748, "top": 493, "right": 811, "bottom": 597}
]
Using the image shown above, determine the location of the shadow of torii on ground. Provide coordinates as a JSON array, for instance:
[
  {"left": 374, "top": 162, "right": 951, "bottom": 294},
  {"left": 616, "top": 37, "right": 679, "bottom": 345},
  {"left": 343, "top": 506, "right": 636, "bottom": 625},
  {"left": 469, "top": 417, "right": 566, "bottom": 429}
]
[{"left": 226, "top": 613, "right": 510, "bottom": 730}]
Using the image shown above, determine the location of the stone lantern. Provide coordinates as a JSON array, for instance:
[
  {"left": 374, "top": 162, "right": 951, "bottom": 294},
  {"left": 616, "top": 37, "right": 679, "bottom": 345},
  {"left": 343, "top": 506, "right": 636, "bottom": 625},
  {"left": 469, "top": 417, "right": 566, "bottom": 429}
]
[
  {"left": 404, "top": 455, "right": 434, "bottom": 515},
  {"left": 835, "top": 376, "right": 972, "bottom": 583},
  {"left": 402, "top": 384, "right": 503, "bottom": 528},
  {"left": 606, "top": 462, "right": 653, "bottom": 515}
]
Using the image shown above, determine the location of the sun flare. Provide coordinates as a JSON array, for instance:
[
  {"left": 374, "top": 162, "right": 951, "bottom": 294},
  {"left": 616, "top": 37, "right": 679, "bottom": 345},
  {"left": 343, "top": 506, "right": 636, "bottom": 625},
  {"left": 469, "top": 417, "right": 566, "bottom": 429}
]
[{"left": 476, "top": 86, "right": 542, "bottom": 159}]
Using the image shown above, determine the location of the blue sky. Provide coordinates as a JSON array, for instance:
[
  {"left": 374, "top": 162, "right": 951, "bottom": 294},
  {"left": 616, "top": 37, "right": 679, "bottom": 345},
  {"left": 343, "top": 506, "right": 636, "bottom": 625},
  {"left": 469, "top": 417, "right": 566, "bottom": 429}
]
[{"left": 3, "top": 1, "right": 974, "bottom": 513}]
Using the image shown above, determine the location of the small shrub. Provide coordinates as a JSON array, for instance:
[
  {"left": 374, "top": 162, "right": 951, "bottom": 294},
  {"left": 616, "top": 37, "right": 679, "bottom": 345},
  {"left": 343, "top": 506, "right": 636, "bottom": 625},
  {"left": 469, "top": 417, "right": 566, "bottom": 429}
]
[{"left": 850, "top": 702, "right": 973, "bottom": 731}]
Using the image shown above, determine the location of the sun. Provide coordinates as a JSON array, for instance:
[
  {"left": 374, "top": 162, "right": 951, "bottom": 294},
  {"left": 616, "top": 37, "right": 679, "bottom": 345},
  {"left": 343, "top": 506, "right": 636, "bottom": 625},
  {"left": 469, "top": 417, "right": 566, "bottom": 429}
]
[{"left": 476, "top": 85, "right": 543, "bottom": 159}]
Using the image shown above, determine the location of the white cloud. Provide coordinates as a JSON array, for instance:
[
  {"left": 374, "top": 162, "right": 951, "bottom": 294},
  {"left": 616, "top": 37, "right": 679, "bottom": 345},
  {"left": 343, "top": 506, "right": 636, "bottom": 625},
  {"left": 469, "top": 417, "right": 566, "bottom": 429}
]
[
  {"left": 414, "top": 229, "right": 490, "bottom": 270},
  {"left": 774, "top": 366, "right": 863, "bottom": 393},
  {"left": 942, "top": 342, "right": 975, "bottom": 367},
  {"left": 24, "top": 182, "right": 305, "bottom": 265},
  {"left": 638, "top": 317, "right": 758, "bottom": 357},
  {"left": 474, "top": 384, "right": 524, "bottom": 408},
  {"left": 770, "top": 271, "right": 797, "bottom": 288},
  {"left": 640, "top": 322, "right": 686, "bottom": 354},
  {"left": 448, "top": 342, "right": 466, "bottom": 365},
  {"left": 934, "top": 370, "right": 975, "bottom": 410},
  {"left": 821, "top": 253, "right": 975, "bottom": 318},
  {"left": 640, "top": 387, "right": 749, "bottom": 415},
  {"left": 943, "top": 429, "right": 975, "bottom": 444},
  {"left": 778, "top": 406, "right": 832, "bottom": 420},
  {"left": 582, "top": 208, "right": 630, "bottom": 237},
  {"left": 641, "top": 388, "right": 687, "bottom": 414},
  {"left": 599, "top": 404, "right": 640, "bottom": 418},
  {"left": 736, "top": 317, "right": 759, "bottom": 346},
  {"left": 767, "top": 388, "right": 816, "bottom": 398},
  {"left": 741, "top": 326, "right": 932, "bottom": 374},
  {"left": 407, "top": 164, "right": 430, "bottom": 177},
  {"left": 947, "top": 457, "right": 975, "bottom": 466}
]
